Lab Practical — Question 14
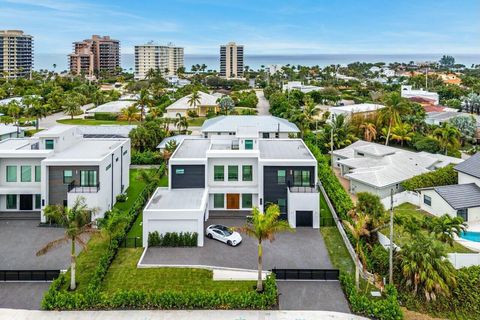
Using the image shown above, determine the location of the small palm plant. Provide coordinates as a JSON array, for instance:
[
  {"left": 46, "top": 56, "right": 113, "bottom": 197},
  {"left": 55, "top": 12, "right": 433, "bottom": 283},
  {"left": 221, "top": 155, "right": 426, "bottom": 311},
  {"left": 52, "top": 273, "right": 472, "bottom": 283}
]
[
  {"left": 36, "top": 197, "right": 97, "bottom": 290},
  {"left": 235, "top": 205, "right": 294, "bottom": 292}
]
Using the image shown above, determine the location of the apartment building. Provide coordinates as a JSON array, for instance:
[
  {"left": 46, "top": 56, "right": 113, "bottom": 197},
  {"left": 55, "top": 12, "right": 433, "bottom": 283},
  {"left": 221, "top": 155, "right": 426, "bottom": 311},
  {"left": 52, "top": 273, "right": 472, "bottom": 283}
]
[
  {"left": 134, "top": 42, "right": 184, "bottom": 79},
  {"left": 0, "top": 30, "right": 33, "bottom": 79},
  {"left": 69, "top": 35, "right": 120, "bottom": 76},
  {"left": 143, "top": 130, "right": 319, "bottom": 247},
  {"left": 0, "top": 126, "right": 130, "bottom": 222},
  {"left": 220, "top": 42, "right": 244, "bottom": 79}
]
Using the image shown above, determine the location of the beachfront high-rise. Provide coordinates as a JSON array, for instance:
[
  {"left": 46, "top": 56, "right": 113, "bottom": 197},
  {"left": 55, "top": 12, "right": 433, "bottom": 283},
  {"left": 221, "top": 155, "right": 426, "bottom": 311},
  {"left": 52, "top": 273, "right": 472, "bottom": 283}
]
[
  {"left": 134, "top": 42, "right": 184, "bottom": 79},
  {"left": 0, "top": 30, "right": 33, "bottom": 79},
  {"left": 69, "top": 35, "right": 120, "bottom": 77},
  {"left": 219, "top": 42, "right": 244, "bottom": 79}
]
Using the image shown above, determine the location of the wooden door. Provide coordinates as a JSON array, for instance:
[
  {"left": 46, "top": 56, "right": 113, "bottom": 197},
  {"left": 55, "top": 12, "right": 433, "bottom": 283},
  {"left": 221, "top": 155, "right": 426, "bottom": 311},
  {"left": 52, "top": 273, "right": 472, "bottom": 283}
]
[{"left": 226, "top": 194, "right": 240, "bottom": 209}]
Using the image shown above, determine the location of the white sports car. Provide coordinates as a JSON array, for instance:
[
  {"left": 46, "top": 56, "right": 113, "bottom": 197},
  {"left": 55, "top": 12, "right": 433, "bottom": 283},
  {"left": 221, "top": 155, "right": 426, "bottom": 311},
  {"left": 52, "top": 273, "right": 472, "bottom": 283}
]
[{"left": 206, "top": 224, "right": 242, "bottom": 246}]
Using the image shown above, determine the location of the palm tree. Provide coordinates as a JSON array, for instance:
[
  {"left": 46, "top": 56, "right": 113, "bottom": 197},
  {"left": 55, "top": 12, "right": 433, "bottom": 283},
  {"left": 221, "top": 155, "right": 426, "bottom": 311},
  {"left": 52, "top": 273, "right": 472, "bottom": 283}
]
[
  {"left": 25, "top": 96, "right": 47, "bottom": 130},
  {"left": 135, "top": 89, "right": 153, "bottom": 122},
  {"left": 399, "top": 234, "right": 457, "bottom": 301},
  {"left": 391, "top": 122, "right": 414, "bottom": 146},
  {"left": 36, "top": 197, "right": 97, "bottom": 290},
  {"left": 235, "top": 205, "right": 293, "bottom": 292},
  {"left": 343, "top": 210, "right": 370, "bottom": 289},
  {"left": 63, "top": 93, "right": 82, "bottom": 119},
  {"left": 162, "top": 140, "right": 178, "bottom": 164},
  {"left": 433, "top": 123, "right": 460, "bottom": 155},
  {"left": 324, "top": 114, "right": 356, "bottom": 150},
  {"left": 379, "top": 92, "right": 408, "bottom": 146},
  {"left": 7, "top": 100, "right": 22, "bottom": 134},
  {"left": 359, "top": 122, "right": 377, "bottom": 142},
  {"left": 188, "top": 90, "right": 202, "bottom": 115},
  {"left": 97, "top": 208, "right": 128, "bottom": 244},
  {"left": 121, "top": 105, "right": 138, "bottom": 124},
  {"left": 425, "top": 214, "right": 467, "bottom": 247},
  {"left": 175, "top": 113, "right": 189, "bottom": 133}
]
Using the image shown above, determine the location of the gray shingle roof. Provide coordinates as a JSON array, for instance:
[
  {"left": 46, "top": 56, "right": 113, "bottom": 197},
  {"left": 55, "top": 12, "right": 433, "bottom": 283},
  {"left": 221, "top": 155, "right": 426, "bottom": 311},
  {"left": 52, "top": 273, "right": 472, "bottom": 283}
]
[
  {"left": 434, "top": 183, "right": 480, "bottom": 210},
  {"left": 455, "top": 153, "right": 480, "bottom": 179}
]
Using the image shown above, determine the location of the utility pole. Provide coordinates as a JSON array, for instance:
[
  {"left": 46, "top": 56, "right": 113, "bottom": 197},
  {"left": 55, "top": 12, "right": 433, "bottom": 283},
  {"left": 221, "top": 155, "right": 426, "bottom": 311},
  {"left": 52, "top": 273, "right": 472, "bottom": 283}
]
[
  {"left": 330, "top": 122, "right": 334, "bottom": 171},
  {"left": 389, "top": 188, "right": 394, "bottom": 285},
  {"left": 425, "top": 67, "right": 428, "bottom": 89}
]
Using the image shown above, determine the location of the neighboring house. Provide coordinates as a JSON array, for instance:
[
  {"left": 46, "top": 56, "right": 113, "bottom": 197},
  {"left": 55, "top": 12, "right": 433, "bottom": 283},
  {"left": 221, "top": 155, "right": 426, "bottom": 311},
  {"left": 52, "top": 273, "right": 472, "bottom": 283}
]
[
  {"left": 0, "top": 95, "right": 41, "bottom": 108},
  {"left": 76, "top": 125, "right": 136, "bottom": 138},
  {"left": 0, "top": 124, "right": 24, "bottom": 140},
  {"left": 166, "top": 75, "right": 191, "bottom": 87},
  {"left": 143, "top": 135, "right": 320, "bottom": 247},
  {"left": 426, "top": 112, "right": 480, "bottom": 142},
  {"left": 332, "top": 140, "right": 462, "bottom": 199},
  {"left": 156, "top": 135, "right": 200, "bottom": 152},
  {"left": 200, "top": 115, "right": 300, "bottom": 138},
  {"left": 401, "top": 85, "right": 439, "bottom": 105},
  {"left": 165, "top": 91, "right": 219, "bottom": 118},
  {"left": 328, "top": 103, "right": 385, "bottom": 120},
  {"left": 419, "top": 153, "right": 480, "bottom": 223},
  {"left": 282, "top": 81, "right": 323, "bottom": 93},
  {"left": 0, "top": 125, "right": 130, "bottom": 222},
  {"left": 86, "top": 100, "right": 137, "bottom": 115}
]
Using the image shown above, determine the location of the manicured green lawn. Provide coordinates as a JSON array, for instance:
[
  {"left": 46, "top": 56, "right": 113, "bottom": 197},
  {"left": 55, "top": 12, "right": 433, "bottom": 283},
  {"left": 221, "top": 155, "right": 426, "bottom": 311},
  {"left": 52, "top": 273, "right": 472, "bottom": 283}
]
[
  {"left": 381, "top": 203, "right": 473, "bottom": 253},
  {"left": 101, "top": 248, "right": 256, "bottom": 294},
  {"left": 187, "top": 117, "right": 207, "bottom": 126},
  {"left": 57, "top": 119, "right": 139, "bottom": 126}
]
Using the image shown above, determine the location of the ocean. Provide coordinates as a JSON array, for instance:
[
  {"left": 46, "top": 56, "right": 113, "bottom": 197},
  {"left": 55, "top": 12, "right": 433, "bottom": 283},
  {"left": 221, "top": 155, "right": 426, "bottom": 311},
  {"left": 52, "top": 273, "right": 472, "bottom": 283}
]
[{"left": 35, "top": 53, "right": 480, "bottom": 73}]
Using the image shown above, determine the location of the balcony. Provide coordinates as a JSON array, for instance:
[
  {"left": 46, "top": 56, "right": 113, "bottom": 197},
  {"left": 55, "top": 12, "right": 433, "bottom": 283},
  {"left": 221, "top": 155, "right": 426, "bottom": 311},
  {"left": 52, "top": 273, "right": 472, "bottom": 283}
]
[
  {"left": 289, "top": 186, "right": 317, "bottom": 193},
  {"left": 67, "top": 181, "right": 100, "bottom": 193}
]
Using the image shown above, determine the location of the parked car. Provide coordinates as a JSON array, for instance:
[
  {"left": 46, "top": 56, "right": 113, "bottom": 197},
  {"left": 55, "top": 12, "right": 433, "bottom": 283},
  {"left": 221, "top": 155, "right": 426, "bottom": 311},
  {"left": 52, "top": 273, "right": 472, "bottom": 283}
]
[{"left": 206, "top": 224, "right": 242, "bottom": 246}]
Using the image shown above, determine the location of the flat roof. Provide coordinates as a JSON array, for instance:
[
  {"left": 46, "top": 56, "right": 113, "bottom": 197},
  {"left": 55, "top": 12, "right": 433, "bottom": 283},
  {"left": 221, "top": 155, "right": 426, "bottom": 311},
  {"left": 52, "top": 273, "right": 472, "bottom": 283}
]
[
  {"left": 0, "top": 139, "right": 34, "bottom": 150},
  {"left": 259, "top": 139, "right": 315, "bottom": 160},
  {"left": 172, "top": 139, "right": 210, "bottom": 159},
  {"left": 202, "top": 115, "right": 299, "bottom": 133},
  {"left": 34, "top": 125, "right": 76, "bottom": 137},
  {"left": 0, "top": 124, "right": 23, "bottom": 135},
  {"left": 45, "top": 139, "right": 124, "bottom": 161},
  {"left": 146, "top": 188, "right": 207, "bottom": 210},
  {"left": 330, "top": 103, "right": 385, "bottom": 114}
]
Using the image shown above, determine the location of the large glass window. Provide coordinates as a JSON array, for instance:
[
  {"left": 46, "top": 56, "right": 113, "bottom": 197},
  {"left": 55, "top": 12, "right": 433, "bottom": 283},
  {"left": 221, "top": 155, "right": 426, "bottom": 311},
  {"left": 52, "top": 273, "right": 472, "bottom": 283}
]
[
  {"left": 35, "top": 194, "right": 41, "bottom": 209},
  {"left": 277, "top": 199, "right": 286, "bottom": 213},
  {"left": 228, "top": 166, "right": 238, "bottom": 181},
  {"left": 45, "top": 139, "right": 54, "bottom": 150},
  {"left": 6, "top": 166, "right": 16, "bottom": 182},
  {"left": 242, "top": 165, "right": 252, "bottom": 181},
  {"left": 35, "top": 166, "right": 41, "bottom": 182},
  {"left": 6, "top": 194, "right": 16, "bottom": 209},
  {"left": 21, "top": 166, "right": 31, "bottom": 182},
  {"left": 294, "top": 170, "right": 302, "bottom": 186},
  {"left": 302, "top": 171, "right": 311, "bottom": 186},
  {"left": 214, "top": 165, "right": 224, "bottom": 181},
  {"left": 423, "top": 195, "right": 432, "bottom": 206},
  {"left": 63, "top": 170, "right": 73, "bottom": 184},
  {"left": 277, "top": 170, "right": 286, "bottom": 184},
  {"left": 80, "top": 170, "right": 97, "bottom": 186},
  {"left": 242, "top": 194, "right": 252, "bottom": 208},
  {"left": 245, "top": 140, "right": 254, "bottom": 150},
  {"left": 213, "top": 194, "right": 224, "bottom": 208},
  {"left": 457, "top": 208, "right": 468, "bottom": 222}
]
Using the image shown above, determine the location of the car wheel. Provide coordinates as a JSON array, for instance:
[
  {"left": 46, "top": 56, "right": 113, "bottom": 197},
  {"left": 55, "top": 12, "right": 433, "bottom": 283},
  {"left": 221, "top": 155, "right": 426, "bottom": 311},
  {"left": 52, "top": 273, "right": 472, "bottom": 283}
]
[
  {"left": 207, "top": 233, "right": 213, "bottom": 239},
  {"left": 227, "top": 240, "right": 232, "bottom": 246}
]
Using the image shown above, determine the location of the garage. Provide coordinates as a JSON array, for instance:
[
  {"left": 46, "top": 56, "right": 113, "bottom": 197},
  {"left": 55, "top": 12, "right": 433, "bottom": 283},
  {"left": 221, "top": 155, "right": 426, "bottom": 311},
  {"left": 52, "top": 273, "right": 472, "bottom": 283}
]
[{"left": 296, "top": 211, "right": 313, "bottom": 227}]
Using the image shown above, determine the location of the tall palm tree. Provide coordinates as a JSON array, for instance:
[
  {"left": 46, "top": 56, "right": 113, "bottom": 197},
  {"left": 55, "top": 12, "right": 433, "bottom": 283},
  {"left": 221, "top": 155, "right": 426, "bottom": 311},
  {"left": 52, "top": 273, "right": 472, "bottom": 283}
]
[
  {"left": 121, "top": 105, "right": 138, "bottom": 124},
  {"left": 391, "top": 122, "right": 414, "bottom": 146},
  {"left": 359, "top": 122, "right": 377, "bottom": 142},
  {"left": 175, "top": 113, "right": 189, "bottom": 133},
  {"left": 433, "top": 123, "right": 460, "bottom": 155},
  {"left": 25, "top": 96, "right": 47, "bottom": 130},
  {"left": 36, "top": 197, "right": 97, "bottom": 290},
  {"left": 188, "top": 90, "right": 202, "bottom": 115},
  {"left": 324, "top": 114, "right": 356, "bottom": 150},
  {"left": 343, "top": 210, "right": 370, "bottom": 289},
  {"left": 162, "top": 140, "right": 178, "bottom": 165},
  {"left": 135, "top": 89, "right": 153, "bottom": 122},
  {"left": 7, "top": 100, "right": 22, "bottom": 134},
  {"left": 235, "top": 205, "right": 293, "bottom": 292},
  {"left": 63, "top": 92, "right": 83, "bottom": 119},
  {"left": 425, "top": 214, "right": 467, "bottom": 247},
  {"left": 379, "top": 92, "right": 408, "bottom": 146}
]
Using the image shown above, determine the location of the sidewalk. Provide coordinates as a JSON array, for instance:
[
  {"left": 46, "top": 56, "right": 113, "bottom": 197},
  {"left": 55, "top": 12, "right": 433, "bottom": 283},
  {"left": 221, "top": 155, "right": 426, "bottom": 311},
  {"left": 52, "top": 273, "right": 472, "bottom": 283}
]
[{"left": 0, "top": 309, "right": 368, "bottom": 320}]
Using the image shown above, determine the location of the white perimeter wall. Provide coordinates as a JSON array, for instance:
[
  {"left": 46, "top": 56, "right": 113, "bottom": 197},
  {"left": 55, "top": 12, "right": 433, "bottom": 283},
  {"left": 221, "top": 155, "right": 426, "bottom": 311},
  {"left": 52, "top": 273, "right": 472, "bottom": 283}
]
[{"left": 287, "top": 190, "right": 320, "bottom": 228}]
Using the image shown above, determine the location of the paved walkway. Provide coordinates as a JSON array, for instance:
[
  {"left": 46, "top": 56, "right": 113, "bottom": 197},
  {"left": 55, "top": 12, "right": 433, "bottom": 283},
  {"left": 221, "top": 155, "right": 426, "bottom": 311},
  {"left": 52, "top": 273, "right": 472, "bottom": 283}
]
[
  {"left": 0, "top": 309, "right": 368, "bottom": 320},
  {"left": 256, "top": 90, "right": 271, "bottom": 115}
]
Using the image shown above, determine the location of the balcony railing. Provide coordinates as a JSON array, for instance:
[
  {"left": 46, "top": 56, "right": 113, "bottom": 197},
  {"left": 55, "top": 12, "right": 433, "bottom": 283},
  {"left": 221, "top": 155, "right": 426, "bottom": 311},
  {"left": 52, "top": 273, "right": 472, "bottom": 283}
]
[
  {"left": 288, "top": 186, "right": 317, "bottom": 193},
  {"left": 67, "top": 181, "right": 100, "bottom": 193}
]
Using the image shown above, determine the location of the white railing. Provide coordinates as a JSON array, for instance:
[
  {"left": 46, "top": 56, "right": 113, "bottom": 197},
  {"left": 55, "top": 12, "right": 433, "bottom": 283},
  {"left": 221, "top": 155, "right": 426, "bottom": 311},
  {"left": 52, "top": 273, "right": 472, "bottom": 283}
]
[{"left": 380, "top": 191, "right": 420, "bottom": 209}]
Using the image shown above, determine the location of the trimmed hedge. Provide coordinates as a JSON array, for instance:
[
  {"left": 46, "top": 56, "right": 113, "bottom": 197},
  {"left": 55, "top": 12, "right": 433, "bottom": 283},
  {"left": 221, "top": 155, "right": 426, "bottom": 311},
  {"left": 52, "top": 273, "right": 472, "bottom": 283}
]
[
  {"left": 340, "top": 274, "right": 403, "bottom": 320},
  {"left": 148, "top": 231, "right": 198, "bottom": 247},
  {"left": 94, "top": 112, "right": 119, "bottom": 121},
  {"left": 401, "top": 165, "right": 457, "bottom": 191}
]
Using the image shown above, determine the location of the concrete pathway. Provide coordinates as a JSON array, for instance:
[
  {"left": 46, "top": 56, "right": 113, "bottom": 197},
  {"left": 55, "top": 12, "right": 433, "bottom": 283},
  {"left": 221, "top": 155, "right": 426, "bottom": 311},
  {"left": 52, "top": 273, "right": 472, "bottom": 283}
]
[
  {"left": 0, "top": 309, "right": 368, "bottom": 320},
  {"left": 38, "top": 103, "right": 93, "bottom": 129},
  {"left": 256, "top": 90, "right": 271, "bottom": 115}
]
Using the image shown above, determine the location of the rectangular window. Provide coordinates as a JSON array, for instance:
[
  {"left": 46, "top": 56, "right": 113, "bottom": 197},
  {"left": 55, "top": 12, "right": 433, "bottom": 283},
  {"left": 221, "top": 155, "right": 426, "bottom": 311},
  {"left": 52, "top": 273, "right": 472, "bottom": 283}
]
[
  {"left": 45, "top": 139, "right": 54, "bottom": 150},
  {"left": 6, "top": 166, "right": 16, "bottom": 182},
  {"left": 6, "top": 194, "right": 16, "bottom": 209},
  {"left": 21, "top": 166, "right": 31, "bottom": 182},
  {"left": 242, "top": 165, "right": 253, "bottom": 181},
  {"left": 35, "top": 166, "right": 41, "bottom": 182},
  {"left": 175, "top": 168, "right": 185, "bottom": 175},
  {"left": 457, "top": 209, "right": 468, "bottom": 222},
  {"left": 275, "top": 132, "right": 279, "bottom": 138},
  {"left": 35, "top": 194, "right": 41, "bottom": 209},
  {"left": 302, "top": 171, "right": 310, "bottom": 186},
  {"left": 423, "top": 195, "right": 432, "bottom": 206},
  {"left": 213, "top": 194, "right": 224, "bottom": 208},
  {"left": 80, "top": 170, "right": 97, "bottom": 186},
  {"left": 228, "top": 166, "right": 238, "bottom": 181},
  {"left": 262, "top": 132, "right": 270, "bottom": 138},
  {"left": 214, "top": 165, "right": 224, "bottom": 181},
  {"left": 277, "top": 170, "right": 286, "bottom": 184},
  {"left": 245, "top": 139, "right": 254, "bottom": 150},
  {"left": 294, "top": 170, "right": 302, "bottom": 186},
  {"left": 106, "top": 164, "right": 111, "bottom": 171},
  {"left": 277, "top": 198, "right": 286, "bottom": 213},
  {"left": 242, "top": 194, "right": 252, "bottom": 208},
  {"left": 63, "top": 170, "right": 73, "bottom": 184}
]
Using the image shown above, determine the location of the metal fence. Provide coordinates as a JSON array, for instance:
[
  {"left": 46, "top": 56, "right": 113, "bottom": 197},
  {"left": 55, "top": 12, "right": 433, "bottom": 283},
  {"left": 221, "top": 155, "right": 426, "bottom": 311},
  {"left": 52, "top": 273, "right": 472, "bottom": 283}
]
[
  {"left": 0, "top": 270, "right": 60, "bottom": 282},
  {"left": 272, "top": 268, "right": 340, "bottom": 281},
  {"left": 119, "top": 237, "right": 143, "bottom": 248}
]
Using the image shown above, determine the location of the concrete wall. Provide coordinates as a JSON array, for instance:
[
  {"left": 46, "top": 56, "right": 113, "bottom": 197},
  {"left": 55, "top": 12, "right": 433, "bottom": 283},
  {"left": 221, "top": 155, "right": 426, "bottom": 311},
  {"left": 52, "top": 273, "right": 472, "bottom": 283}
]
[
  {"left": 380, "top": 191, "right": 420, "bottom": 209},
  {"left": 350, "top": 180, "right": 402, "bottom": 199},
  {"left": 458, "top": 172, "right": 480, "bottom": 187},
  {"left": 419, "top": 189, "right": 456, "bottom": 217},
  {"left": 287, "top": 190, "right": 319, "bottom": 228}
]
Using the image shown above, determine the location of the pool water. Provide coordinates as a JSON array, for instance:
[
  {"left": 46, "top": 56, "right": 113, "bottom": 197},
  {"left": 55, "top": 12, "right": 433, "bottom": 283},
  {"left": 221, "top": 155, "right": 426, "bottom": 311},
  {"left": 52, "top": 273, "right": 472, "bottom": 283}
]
[{"left": 460, "top": 231, "right": 480, "bottom": 242}]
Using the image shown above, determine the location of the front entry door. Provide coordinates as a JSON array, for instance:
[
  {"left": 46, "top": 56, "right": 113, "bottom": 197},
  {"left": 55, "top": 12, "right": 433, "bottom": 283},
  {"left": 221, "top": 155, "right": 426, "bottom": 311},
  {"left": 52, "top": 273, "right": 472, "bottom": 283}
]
[
  {"left": 226, "top": 194, "right": 240, "bottom": 209},
  {"left": 20, "top": 194, "right": 33, "bottom": 211}
]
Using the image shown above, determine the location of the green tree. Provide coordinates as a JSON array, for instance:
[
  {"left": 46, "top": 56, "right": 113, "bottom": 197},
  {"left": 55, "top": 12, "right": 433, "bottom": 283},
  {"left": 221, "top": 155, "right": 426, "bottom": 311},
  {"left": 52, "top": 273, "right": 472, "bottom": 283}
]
[
  {"left": 218, "top": 95, "right": 235, "bottom": 115},
  {"left": 62, "top": 92, "right": 83, "bottom": 119},
  {"left": 439, "top": 55, "right": 455, "bottom": 69},
  {"left": 25, "top": 96, "right": 48, "bottom": 130},
  {"left": 379, "top": 92, "right": 409, "bottom": 146},
  {"left": 236, "top": 205, "right": 294, "bottom": 292},
  {"left": 425, "top": 214, "right": 467, "bottom": 247},
  {"left": 135, "top": 89, "right": 153, "bottom": 122},
  {"left": 188, "top": 90, "right": 202, "bottom": 115},
  {"left": 98, "top": 208, "right": 129, "bottom": 243},
  {"left": 7, "top": 100, "right": 22, "bottom": 134},
  {"left": 462, "top": 92, "right": 480, "bottom": 115},
  {"left": 120, "top": 105, "right": 138, "bottom": 124},
  {"left": 324, "top": 114, "right": 356, "bottom": 150},
  {"left": 391, "top": 122, "right": 414, "bottom": 146},
  {"left": 449, "top": 115, "right": 477, "bottom": 144},
  {"left": 175, "top": 113, "right": 189, "bottom": 133},
  {"left": 433, "top": 123, "right": 461, "bottom": 155}
]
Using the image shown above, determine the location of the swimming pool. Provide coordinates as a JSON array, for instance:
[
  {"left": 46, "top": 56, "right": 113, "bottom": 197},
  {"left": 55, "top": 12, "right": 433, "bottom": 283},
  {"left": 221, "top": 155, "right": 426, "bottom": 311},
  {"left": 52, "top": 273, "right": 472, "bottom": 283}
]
[{"left": 460, "top": 231, "right": 480, "bottom": 242}]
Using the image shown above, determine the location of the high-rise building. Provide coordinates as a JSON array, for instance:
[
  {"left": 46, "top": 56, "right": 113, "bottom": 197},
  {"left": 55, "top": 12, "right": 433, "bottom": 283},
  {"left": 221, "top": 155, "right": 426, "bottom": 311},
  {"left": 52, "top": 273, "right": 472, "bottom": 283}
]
[
  {"left": 134, "top": 42, "right": 184, "bottom": 79},
  {"left": 69, "top": 35, "right": 120, "bottom": 77},
  {"left": 0, "top": 30, "right": 33, "bottom": 79},
  {"left": 219, "top": 42, "right": 244, "bottom": 79}
]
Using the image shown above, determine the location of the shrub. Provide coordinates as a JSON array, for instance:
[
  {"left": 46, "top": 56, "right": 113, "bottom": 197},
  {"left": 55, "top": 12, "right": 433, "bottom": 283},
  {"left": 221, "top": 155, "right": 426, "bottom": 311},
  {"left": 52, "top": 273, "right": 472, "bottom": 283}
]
[
  {"left": 131, "top": 150, "right": 162, "bottom": 165},
  {"left": 94, "top": 112, "right": 119, "bottom": 121},
  {"left": 116, "top": 193, "right": 127, "bottom": 202},
  {"left": 401, "top": 165, "right": 457, "bottom": 191},
  {"left": 413, "top": 136, "right": 441, "bottom": 153},
  {"left": 187, "top": 110, "right": 198, "bottom": 117},
  {"left": 148, "top": 231, "right": 198, "bottom": 247}
]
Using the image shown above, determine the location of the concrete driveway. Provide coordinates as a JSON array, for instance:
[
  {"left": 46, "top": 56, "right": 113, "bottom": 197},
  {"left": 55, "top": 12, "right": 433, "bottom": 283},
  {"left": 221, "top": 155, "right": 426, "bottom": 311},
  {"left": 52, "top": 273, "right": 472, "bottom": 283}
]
[
  {"left": 140, "top": 218, "right": 333, "bottom": 270},
  {"left": 0, "top": 220, "right": 71, "bottom": 270}
]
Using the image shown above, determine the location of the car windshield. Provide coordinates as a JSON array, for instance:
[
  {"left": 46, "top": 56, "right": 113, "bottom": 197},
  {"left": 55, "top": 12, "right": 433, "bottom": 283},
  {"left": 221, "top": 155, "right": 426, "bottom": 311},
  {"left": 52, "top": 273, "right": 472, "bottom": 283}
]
[{"left": 217, "top": 225, "right": 233, "bottom": 236}]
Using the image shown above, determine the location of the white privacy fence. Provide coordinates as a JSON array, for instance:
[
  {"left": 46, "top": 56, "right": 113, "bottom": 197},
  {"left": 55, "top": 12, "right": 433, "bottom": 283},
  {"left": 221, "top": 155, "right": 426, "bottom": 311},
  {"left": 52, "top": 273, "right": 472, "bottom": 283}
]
[
  {"left": 380, "top": 191, "right": 420, "bottom": 209},
  {"left": 448, "top": 253, "right": 480, "bottom": 269},
  {"left": 377, "top": 232, "right": 400, "bottom": 251}
]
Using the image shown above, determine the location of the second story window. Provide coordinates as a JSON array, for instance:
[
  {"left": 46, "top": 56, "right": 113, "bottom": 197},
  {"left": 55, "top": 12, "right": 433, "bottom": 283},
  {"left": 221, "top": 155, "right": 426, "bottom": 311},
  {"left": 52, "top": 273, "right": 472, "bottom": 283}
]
[
  {"left": 242, "top": 165, "right": 252, "bottom": 181},
  {"left": 35, "top": 166, "right": 41, "bottom": 182},
  {"left": 245, "top": 140, "right": 253, "bottom": 150},
  {"left": 45, "top": 139, "right": 54, "bottom": 150},
  {"left": 294, "top": 170, "right": 311, "bottom": 187},
  {"left": 21, "top": 166, "right": 31, "bottom": 182},
  {"left": 228, "top": 165, "right": 238, "bottom": 181},
  {"left": 277, "top": 170, "right": 286, "bottom": 184},
  {"left": 80, "top": 170, "right": 97, "bottom": 187},
  {"left": 63, "top": 170, "right": 73, "bottom": 184},
  {"left": 6, "top": 166, "right": 17, "bottom": 182},
  {"left": 214, "top": 165, "right": 224, "bottom": 181}
]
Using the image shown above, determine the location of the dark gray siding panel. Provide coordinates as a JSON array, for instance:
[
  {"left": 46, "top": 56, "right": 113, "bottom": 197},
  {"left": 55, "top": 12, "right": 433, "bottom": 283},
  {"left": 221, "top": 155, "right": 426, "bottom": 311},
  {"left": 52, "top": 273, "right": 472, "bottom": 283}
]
[
  {"left": 171, "top": 165, "right": 205, "bottom": 189},
  {"left": 48, "top": 166, "right": 98, "bottom": 206}
]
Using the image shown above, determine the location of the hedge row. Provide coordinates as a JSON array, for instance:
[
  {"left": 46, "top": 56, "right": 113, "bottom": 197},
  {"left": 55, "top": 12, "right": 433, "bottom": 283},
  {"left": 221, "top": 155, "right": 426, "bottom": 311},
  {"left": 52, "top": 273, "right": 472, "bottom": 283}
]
[
  {"left": 148, "top": 231, "right": 198, "bottom": 247},
  {"left": 401, "top": 164, "right": 457, "bottom": 191},
  {"left": 131, "top": 150, "right": 163, "bottom": 165},
  {"left": 340, "top": 274, "right": 403, "bottom": 320},
  {"left": 94, "top": 112, "right": 119, "bottom": 121}
]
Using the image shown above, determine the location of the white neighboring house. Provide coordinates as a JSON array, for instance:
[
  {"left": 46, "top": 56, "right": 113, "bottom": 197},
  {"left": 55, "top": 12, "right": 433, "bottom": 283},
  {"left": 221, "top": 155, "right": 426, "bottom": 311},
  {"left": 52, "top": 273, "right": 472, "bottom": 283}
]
[
  {"left": 0, "top": 125, "right": 130, "bottom": 222},
  {"left": 328, "top": 103, "right": 385, "bottom": 120},
  {"left": 401, "top": 85, "right": 439, "bottom": 105},
  {"left": 0, "top": 124, "right": 24, "bottom": 140},
  {"left": 419, "top": 153, "right": 480, "bottom": 223},
  {"left": 86, "top": 100, "right": 136, "bottom": 116},
  {"left": 282, "top": 81, "right": 323, "bottom": 93},
  {"left": 332, "top": 140, "right": 463, "bottom": 199},
  {"left": 166, "top": 75, "right": 191, "bottom": 87},
  {"left": 200, "top": 115, "right": 300, "bottom": 138},
  {"left": 165, "top": 91, "right": 218, "bottom": 118},
  {"left": 143, "top": 134, "right": 320, "bottom": 247}
]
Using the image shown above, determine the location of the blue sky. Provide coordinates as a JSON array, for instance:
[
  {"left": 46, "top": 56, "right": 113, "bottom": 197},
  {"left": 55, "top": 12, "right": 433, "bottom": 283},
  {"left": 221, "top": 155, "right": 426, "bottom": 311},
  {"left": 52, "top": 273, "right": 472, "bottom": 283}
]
[{"left": 0, "top": 0, "right": 479, "bottom": 55}]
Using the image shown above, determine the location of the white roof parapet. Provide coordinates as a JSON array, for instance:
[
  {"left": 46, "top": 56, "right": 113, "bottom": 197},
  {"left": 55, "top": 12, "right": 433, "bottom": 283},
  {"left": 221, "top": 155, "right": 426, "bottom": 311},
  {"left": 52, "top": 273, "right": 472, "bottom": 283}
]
[{"left": 201, "top": 115, "right": 299, "bottom": 133}]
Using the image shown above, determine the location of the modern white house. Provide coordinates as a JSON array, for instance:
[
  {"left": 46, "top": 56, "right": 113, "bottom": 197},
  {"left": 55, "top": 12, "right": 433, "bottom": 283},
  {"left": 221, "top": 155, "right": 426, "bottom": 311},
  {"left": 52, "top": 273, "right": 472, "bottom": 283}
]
[
  {"left": 419, "top": 153, "right": 480, "bottom": 222},
  {"left": 328, "top": 103, "right": 385, "bottom": 119},
  {"left": 143, "top": 133, "right": 320, "bottom": 247},
  {"left": 0, "top": 125, "right": 130, "bottom": 222},
  {"left": 332, "top": 140, "right": 462, "bottom": 198},
  {"left": 401, "top": 85, "right": 439, "bottom": 105},
  {"left": 200, "top": 115, "right": 300, "bottom": 138},
  {"left": 165, "top": 91, "right": 219, "bottom": 118},
  {"left": 282, "top": 81, "right": 322, "bottom": 93},
  {"left": 0, "top": 124, "right": 24, "bottom": 140}
]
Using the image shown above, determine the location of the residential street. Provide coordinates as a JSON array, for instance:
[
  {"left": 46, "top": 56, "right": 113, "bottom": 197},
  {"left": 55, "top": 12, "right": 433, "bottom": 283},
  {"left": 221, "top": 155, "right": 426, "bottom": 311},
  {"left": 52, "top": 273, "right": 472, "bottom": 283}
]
[
  {"left": 38, "top": 103, "right": 93, "bottom": 129},
  {"left": 256, "top": 90, "right": 271, "bottom": 115}
]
